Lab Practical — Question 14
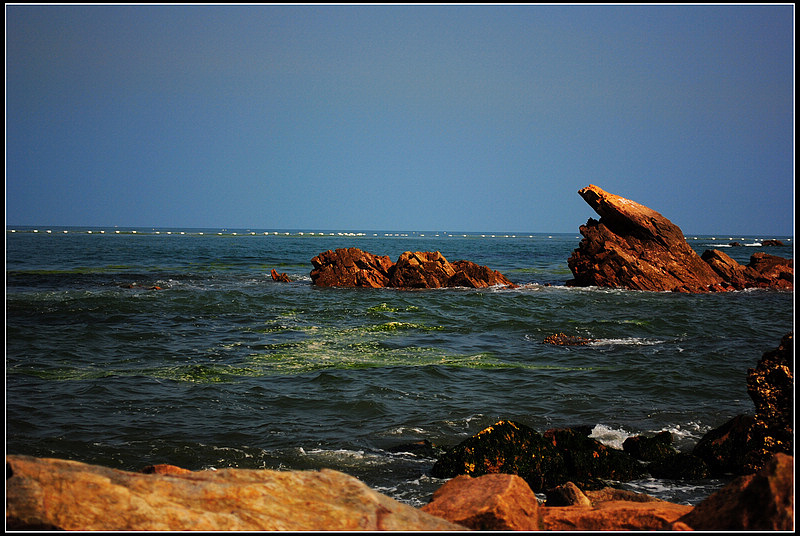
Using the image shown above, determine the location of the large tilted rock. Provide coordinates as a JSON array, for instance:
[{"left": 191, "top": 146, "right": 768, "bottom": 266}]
[
  {"left": 567, "top": 185, "right": 793, "bottom": 292},
  {"left": 5, "top": 455, "right": 463, "bottom": 531},
  {"left": 310, "top": 248, "right": 516, "bottom": 289}
]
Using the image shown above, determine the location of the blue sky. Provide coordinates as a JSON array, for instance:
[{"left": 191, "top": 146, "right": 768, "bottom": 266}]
[{"left": 5, "top": 4, "right": 795, "bottom": 235}]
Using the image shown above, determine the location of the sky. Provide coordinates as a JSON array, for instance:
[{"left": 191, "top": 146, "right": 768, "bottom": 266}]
[{"left": 5, "top": 4, "right": 795, "bottom": 235}]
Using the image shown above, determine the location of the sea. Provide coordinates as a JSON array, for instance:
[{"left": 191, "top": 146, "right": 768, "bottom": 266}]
[{"left": 5, "top": 226, "right": 795, "bottom": 507}]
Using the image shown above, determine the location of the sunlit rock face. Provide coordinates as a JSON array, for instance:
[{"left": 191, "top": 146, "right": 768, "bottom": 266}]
[{"left": 566, "top": 184, "right": 792, "bottom": 292}]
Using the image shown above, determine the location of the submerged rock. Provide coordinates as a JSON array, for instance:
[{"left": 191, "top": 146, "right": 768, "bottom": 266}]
[
  {"left": 567, "top": 185, "right": 793, "bottom": 292},
  {"left": 542, "top": 332, "right": 594, "bottom": 345},
  {"left": 622, "top": 430, "right": 677, "bottom": 461}
]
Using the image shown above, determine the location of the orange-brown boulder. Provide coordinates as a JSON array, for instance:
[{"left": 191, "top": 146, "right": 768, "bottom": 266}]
[
  {"left": 677, "top": 452, "right": 794, "bottom": 531},
  {"left": 389, "top": 251, "right": 457, "bottom": 288},
  {"left": 449, "top": 260, "right": 517, "bottom": 288},
  {"left": 540, "top": 499, "right": 693, "bottom": 531},
  {"left": 5, "top": 455, "right": 464, "bottom": 531},
  {"left": 270, "top": 268, "right": 291, "bottom": 283},
  {"left": 421, "top": 473, "right": 542, "bottom": 530},
  {"left": 310, "top": 248, "right": 394, "bottom": 288}
]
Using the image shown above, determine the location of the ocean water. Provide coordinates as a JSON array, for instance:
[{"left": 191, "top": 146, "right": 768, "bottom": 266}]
[{"left": 5, "top": 226, "right": 794, "bottom": 507}]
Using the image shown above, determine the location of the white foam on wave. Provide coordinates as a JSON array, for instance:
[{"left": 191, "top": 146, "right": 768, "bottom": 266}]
[
  {"left": 588, "top": 424, "right": 633, "bottom": 450},
  {"left": 654, "top": 422, "right": 709, "bottom": 450},
  {"left": 588, "top": 337, "right": 663, "bottom": 347}
]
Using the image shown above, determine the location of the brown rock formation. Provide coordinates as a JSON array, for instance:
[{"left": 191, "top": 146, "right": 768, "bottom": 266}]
[
  {"left": 421, "top": 473, "right": 542, "bottom": 531},
  {"left": 310, "top": 248, "right": 516, "bottom": 289},
  {"left": 677, "top": 452, "right": 794, "bottom": 531},
  {"left": 702, "top": 250, "right": 793, "bottom": 290},
  {"left": 542, "top": 333, "right": 594, "bottom": 345},
  {"left": 430, "top": 420, "right": 646, "bottom": 492},
  {"left": 310, "top": 248, "right": 394, "bottom": 288},
  {"left": 450, "top": 259, "right": 517, "bottom": 288},
  {"left": 389, "top": 251, "right": 457, "bottom": 288},
  {"left": 567, "top": 185, "right": 793, "bottom": 292},
  {"left": 744, "top": 332, "right": 794, "bottom": 472},
  {"left": 540, "top": 499, "right": 693, "bottom": 531},
  {"left": 544, "top": 481, "right": 593, "bottom": 507},
  {"left": 692, "top": 332, "right": 794, "bottom": 476},
  {"left": 5, "top": 455, "right": 464, "bottom": 531},
  {"left": 270, "top": 268, "right": 291, "bottom": 283}
]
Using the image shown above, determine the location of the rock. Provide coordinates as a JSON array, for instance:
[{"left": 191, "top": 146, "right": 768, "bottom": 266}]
[
  {"left": 5, "top": 455, "right": 464, "bottom": 532},
  {"left": 430, "top": 420, "right": 564, "bottom": 492},
  {"left": 693, "top": 413, "right": 754, "bottom": 476},
  {"left": 389, "top": 251, "right": 457, "bottom": 288},
  {"left": 703, "top": 250, "right": 793, "bottom": 290},
  {"left": 540, "top": 483, "right": 693, "bottom": 531},
  {"left": 700, "top": 249, "right": 752, "bottom": 289},
  {"left": 744, "top": 331, "right": 793, "bottom": 473},
  {"left": 584, "top": 487, "right": 665, "bottom": 504},
  {"left": 567, "top": 185, "right": 792, "bottom": 292},
  {"left": 540, "top": 499, "right": 693, "bottom": 531},
  {"left": 567, "top": 184, "right": 726, "bottom": 292},
  {"left": 542, "top": 333, "right": 594, "bottom": 345},
  {"left": 140, "top": 463, "right": 193, "bottom": 475},
  {"left": 623, "top": 431, "right": 677, "bottom": 461},
  {"left": 310, "top": 248, "right": 394, "bottom": 288},
  {"left": 449, "top": 260, "right": 517, "bottom": 288},
  {"left": 543, "top": 428, "right": 647, "bottom": 490},
  {"left": 742, "top": 252, "right": 794, "bottom": 290},
  {"left": 545, "top": 481, "right": 592, "bottom": 507},
  {"left": 421, "top": 473, "right": 542, "bottom": 531},
  {"left": 430, "top": 420, "right": 646, "bottom": 492},
  {"left": 677, "top": 452, "right": 794, "bottom": 531},
  {"left": 693, "top": 332, "right": 794, "bottom": 476},
  {"left": 310, "top": 248, "right": 516, "bottom": 289},
  {"left": 647, "top": 452, "right": 711, "bottom": 480},
  {"left": 761, "top": 239, "right": 784, "bottom": 246},
  {"left": 270, "top": 268, "right": 291, "bottom": 283}
]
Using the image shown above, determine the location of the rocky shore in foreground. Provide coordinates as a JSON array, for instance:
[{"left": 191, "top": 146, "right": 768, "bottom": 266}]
[
  {"left": 6, "top": 452, "right": 793, "bottom": 531},
  {"left": 7, "top": 333, "right": 793, "bottom": 531}
]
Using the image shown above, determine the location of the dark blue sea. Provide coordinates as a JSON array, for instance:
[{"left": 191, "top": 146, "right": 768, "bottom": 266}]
[{"left": 5, "top": 226, "right": 794, "bottom": 506}]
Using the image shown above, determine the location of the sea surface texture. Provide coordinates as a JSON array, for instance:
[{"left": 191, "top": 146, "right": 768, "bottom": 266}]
[{"left": 5, "top": 227, "right": 794, "bottom": 506}]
